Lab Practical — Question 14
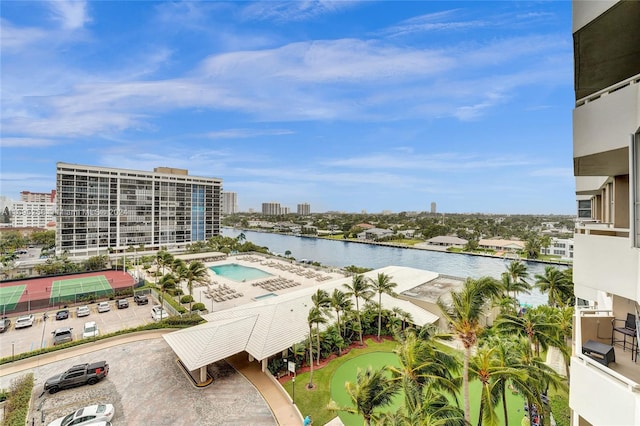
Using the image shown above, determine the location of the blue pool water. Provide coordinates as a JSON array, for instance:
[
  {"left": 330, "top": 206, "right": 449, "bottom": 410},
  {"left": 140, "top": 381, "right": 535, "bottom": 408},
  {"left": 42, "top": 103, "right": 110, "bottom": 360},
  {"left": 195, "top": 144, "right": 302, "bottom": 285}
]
[
  {"left": 210, "top": 263, "right": 273, "bottom": 282},
  {"left": 253, "top": 293, "right": 278, "bottom": 301}
]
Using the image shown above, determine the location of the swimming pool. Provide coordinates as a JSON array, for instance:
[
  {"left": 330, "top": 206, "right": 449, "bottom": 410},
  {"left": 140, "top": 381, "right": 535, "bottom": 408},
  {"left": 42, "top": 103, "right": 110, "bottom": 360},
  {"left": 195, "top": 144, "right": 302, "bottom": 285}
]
[
  {"left": 253, "top": 293, "right": 278, "bottom": 301},
  {"left": 209, "top": 264, "right": 273, "bottom": 282}
]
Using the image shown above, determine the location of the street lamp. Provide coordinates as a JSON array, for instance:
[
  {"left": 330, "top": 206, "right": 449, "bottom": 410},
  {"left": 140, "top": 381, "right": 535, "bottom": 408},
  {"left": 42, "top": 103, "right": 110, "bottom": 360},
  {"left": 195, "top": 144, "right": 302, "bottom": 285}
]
[{"left": 40, "top": 312, "right": 49, "bottom": 349}]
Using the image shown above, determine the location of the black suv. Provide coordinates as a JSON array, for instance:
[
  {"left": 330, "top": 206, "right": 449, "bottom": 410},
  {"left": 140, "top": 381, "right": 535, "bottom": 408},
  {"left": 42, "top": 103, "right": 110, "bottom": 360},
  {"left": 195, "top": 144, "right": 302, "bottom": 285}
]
[
  {"left": 134, "top": 294, "right": 149, "bottom": 305},
  {"left": 116, "top": 299, "right": 129, "bottom": 309}
]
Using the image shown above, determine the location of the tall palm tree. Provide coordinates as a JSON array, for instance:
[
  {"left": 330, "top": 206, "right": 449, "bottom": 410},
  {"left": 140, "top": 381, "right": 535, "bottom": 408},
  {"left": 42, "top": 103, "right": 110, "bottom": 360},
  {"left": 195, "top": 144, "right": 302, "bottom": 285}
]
[
  {"left": 311, "top": 289, "right": 331, "bottom": 364},
  {"left": 510, "top": 337, "right": 567, "bottom": 426},
  {"left": 388, "top": 328, "right": 460, "bottom": 413},
  {"left": 328, "top": 366, "right": 400, "bottom": 426},
  {"left": 503, "top": 260, "right": 531, "bottom": 310},
  {"left": 470, "top": 345, "right": 525, "bottom": 426},
  {"left": 306, "top": 306, "right": 324, "bottom": 389},
  {"left": 343, "top": 274, "right": 373, "bottom": 345},
  {"left": 155, "top": 250, "right": 174, "bottom": 284},
  {"left": 331, "top": 289, "right": 352, "bottom": 338},
  {"left": 369, "top": 272, "right": 397, "bottom": 340},
  {"left": 495, "top": 307, "right": 563, "bottom": 357},
  {"left": 437, "top": 276, "right": 501, "bottom": 424},
  {"left": 176, "top": 261, "right": 208, "bottom": 311},
  {"left": 382, "top": 385, "right": 467, "bottom": 426},
  {"left": 157, "top": 273, "right": 177, "bottom": 309},
  {"left": 534, "top": 266, "right": 570, "bottom": 307}
]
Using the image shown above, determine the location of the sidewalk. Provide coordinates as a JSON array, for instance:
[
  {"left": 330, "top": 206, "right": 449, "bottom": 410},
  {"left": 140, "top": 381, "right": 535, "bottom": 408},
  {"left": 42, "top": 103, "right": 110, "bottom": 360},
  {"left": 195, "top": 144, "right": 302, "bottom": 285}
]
[{"left": 227, "top": 352, "right": 302, "bottom": 426}]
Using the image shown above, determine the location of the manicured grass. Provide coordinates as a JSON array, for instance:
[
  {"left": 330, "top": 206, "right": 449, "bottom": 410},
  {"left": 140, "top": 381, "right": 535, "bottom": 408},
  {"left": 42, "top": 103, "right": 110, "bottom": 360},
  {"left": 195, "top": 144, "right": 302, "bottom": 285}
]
[
  {"left": 281, "top": 338, "right": 398, "bottom": 426},
  {"left": 283, "top": 338, "right": 528, "bottom": 426},
  {"left": 330, "top": 352, "right": 403, "bottom": 425}
]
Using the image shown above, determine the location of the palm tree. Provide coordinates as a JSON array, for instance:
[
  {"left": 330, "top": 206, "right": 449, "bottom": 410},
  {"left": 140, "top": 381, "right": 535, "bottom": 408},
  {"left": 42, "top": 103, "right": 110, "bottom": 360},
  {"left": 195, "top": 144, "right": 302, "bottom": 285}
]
[
  {"left": 437, "top": 276, "right": 501, "bottom": 424},
  {"left": 157, "top": 273, "right": 177, "bottom": 309},
  {"left": 470, "top": 345, "right": 525, "bottom": 426},
  {"left": 331, "top": 289, "right": 352, "bottom": 338},
  {"left": 369, "top": 272, "right": 397, "bottom": 340},
  {"left": 495, "top": 307, "right": 564, "bottom": 358},
  {"left": 306, "top": 306, "right": 324, "bottom": 389},
  {"left": 328, "top": 366, "right": 400, "bottom": 426},
  {"left": 382, "top": 385, "right": 467, "bottom": 426},
  {"left": 388, "top": 328, "right": 460, "bottom": 413},
  {"left": 391, "top": 306, "right": 413, "bottom": 332},
  {"left": 534, "top": 266, "right": 570, "bottom": 307},
  {"left": 504, "top": 260, "right": 531, "bottom": 309},
  {"left": 155, "top": 250, "right": 174, "bottom": 284},
  {"left": 176, "top": 261, "right": 209, "bottom": 311},
  {"left": 343, "top": 274, "right": 373, "bottom": 345},
  {"left": 311, "top": 289, "right": 331, "bottom": 364}
]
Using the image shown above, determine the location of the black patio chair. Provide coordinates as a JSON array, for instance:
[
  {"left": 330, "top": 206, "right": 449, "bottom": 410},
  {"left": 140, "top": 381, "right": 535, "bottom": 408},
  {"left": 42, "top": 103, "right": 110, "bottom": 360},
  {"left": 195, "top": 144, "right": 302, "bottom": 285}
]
[{"left": 612, "top": 313, "right": 637, "bottom": 356}]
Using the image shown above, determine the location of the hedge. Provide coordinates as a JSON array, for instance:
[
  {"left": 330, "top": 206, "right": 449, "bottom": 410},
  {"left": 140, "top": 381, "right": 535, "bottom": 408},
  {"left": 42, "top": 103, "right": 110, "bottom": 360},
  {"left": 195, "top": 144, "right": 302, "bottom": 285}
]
[{"left": 3, "top": 373, "right": 34, "bottom": 426}]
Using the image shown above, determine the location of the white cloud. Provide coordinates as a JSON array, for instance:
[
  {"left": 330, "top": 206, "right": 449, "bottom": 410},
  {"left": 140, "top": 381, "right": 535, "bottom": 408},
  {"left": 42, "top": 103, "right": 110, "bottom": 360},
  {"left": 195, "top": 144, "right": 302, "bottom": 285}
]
[
  {"left": 241, "top": 1, "right": 356, "bottom": 23},
  {"left": 0, "top": 19, "right": 48, "bottom": 51},
  {"left": 48, "top": 0, "right": 91, "bottom": 30},
  {"left": 205, "top": 129, "right": 294, "bottom": 139}
]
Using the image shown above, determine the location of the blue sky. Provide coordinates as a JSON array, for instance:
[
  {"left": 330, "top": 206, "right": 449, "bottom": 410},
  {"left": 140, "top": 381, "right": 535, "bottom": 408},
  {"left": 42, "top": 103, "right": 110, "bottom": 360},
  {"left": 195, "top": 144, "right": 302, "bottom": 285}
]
[{"left": 0, "top": 1, "right": 575, "bottom": 214}]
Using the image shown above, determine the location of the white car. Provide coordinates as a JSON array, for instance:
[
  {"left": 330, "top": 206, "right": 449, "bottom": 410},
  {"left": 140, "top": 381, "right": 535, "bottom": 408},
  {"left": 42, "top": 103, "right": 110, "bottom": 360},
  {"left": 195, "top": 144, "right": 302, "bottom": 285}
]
[
  {"left": 151, "top": 305, "right": 168, "bottom": 321},
  {"left": 76, "top": 306, "right": 90, "bottom": 317},
  {"left": 97, "top": 302, "right": 110, "bottom": 313},
  {"left": 82, "top": 321, "right": 99, "bottom": 339},
  {"left": 47, "top": 404, "right": 114, "bottom": 426},
  {"left": 14, "top": 314, "right": 35, "bottom": 329}
]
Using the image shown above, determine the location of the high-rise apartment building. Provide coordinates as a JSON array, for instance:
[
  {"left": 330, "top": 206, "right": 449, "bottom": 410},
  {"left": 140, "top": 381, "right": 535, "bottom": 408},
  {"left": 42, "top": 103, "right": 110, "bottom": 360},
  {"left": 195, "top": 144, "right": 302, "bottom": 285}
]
[
  {"left": 11, "top": 201, "right": 56, "bottom": 228},
  {"left": 56, "top": 163, "right": 222, "bottom": 257},
  {"left": 430, "top": 202, "right": 436, "bottom": 214},
  {"left": 570, "top": 2, "right": 640, "bottom": 425},
  {"left": 221, "top": 191, "right": 238, "bottom": 214},
  {"left": 261, "top": 202, "right": 281, "bottom": 216},
  {"left": 20, "top": 190, "right": 56, "bottom": 203},
  {"left": 297, "top": 203, "right": 310, "bottom": 216}
]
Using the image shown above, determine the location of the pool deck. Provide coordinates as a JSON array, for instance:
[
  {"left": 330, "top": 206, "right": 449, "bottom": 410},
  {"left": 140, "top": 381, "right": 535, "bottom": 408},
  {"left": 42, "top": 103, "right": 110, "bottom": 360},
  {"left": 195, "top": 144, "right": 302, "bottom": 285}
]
[{"left": 173, "top": 254, "right": 349, "bottom": 312}]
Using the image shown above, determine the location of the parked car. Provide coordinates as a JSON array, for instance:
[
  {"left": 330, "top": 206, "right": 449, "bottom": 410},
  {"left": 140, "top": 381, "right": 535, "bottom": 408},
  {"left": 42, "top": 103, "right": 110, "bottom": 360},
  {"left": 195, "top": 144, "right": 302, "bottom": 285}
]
[
  {"left": 76, "top": 306, "right": 90, "bottom": 317},
  {"left": 82, "top": 321, "right": 99, "bottom": 339},
  {"left": 134, "top": 294, "right": 149, "bottom": 305},
  {"left": 56, "top": 309, "right": 70, "bottom": 320},
  {"left": 15, "top": 314, "right": 35, "bottom": 329},
  {"left": 46, "top": 403, "right": 114, "bottom": 426},
  {"left": 52, "top": 327, "right": 74, "bottom": 345},
  {"left": 116, "top": 299, "right": 129, "bottom": 309},
  {"left": 44, "top": 361, "right": 109, "bottom": 394},
  {"left": 97, "top": 302, "right": 111, "bottom": 313},
  {"left": 151, "top": 305, "right": 168, "bottom": 321},
  {"left": 0, "top": 317, "right": 11, "bottom": 333}
]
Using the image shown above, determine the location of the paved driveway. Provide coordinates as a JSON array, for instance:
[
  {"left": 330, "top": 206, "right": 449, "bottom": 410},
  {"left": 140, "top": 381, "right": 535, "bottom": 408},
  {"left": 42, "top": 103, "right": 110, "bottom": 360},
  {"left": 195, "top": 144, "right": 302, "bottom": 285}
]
[{"left": 0, "top": 338, "right": 276, "bottom": 426}]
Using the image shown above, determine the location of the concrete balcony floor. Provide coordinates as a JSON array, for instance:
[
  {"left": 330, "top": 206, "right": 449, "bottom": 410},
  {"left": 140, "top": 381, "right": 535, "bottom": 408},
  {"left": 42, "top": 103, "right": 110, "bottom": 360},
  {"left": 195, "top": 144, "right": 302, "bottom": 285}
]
[{"left": 609, "top": 344, "right": 640, "bottom": 384}]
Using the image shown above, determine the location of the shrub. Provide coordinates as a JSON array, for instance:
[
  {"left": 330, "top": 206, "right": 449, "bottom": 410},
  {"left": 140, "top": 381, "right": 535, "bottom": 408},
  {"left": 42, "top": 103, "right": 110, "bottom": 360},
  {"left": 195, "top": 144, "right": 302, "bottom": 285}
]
[
  {"left": 3, "top": 373, "right": 34, "bottom": 426},
  {"left": 180, "top": 295, "right": 194, "bottom": 304},
  {"left": 191, "top": 302, "right": 205, "bottom": 312}
]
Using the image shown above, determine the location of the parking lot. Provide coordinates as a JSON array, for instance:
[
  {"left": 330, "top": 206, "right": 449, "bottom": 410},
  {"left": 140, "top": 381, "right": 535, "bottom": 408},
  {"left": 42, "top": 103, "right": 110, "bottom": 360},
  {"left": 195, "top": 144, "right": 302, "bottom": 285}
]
[
  {"left": 0, "top": 337, "right": 276, "bottom": 426},
  {"left": 0, "top": 296, "right": 159, "bottom": 359}
]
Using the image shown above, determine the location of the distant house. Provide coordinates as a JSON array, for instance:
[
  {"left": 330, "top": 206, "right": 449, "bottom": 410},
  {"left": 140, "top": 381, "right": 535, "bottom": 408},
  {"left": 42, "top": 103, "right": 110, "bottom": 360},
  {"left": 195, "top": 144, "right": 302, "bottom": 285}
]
[
  {"left": 425, "top": 236, "right": 468, "bottom": 248},
  {"left": 478, "top": 239, "right": 525, "bottom": 251},
  {"left": 541, "top": 237, "right": 574, "bottom": 259},
  {"left": 357, "top": 228, "right": 394, "bottom": 240},
  {"left": 356, "top": 223, "right": 375, "bottom": 230}
]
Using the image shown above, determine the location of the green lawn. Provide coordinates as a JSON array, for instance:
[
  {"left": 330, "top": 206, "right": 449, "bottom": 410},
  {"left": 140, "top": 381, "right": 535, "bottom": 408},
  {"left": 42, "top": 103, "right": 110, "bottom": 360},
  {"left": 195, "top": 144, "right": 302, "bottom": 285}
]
[{"left": 282, "top": 339, "right": 529, "bottom": 426}]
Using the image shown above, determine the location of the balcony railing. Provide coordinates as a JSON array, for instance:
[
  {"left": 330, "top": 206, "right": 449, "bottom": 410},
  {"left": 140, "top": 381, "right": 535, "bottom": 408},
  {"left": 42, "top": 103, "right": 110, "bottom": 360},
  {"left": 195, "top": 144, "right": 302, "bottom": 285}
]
[
  {"left": 576, "top": 308, "right": 640, "bottom": 388},
  {"left": 575, "top": 222, "right": 630, "bottom": 238}
]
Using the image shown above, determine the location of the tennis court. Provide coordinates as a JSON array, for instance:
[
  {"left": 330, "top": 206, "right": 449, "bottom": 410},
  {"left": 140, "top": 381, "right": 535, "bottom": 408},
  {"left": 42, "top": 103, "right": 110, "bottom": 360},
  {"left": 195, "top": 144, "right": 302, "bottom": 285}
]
[
  {"left": 0, "top": 270, "right": 137, "bottom": 314},
  {"left": 50, "top": 275, "right": 114, "bottom": 304},
  {"left": 0, "top": 284, "right": 26, "bottom": 313}
]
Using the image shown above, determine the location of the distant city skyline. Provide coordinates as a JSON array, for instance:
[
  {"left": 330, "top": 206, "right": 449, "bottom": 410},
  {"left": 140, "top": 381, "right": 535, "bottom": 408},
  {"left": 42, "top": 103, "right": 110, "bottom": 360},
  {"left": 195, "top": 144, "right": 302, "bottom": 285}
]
[{"left": 1, "top": 1, "right": 574, "bottom": 214}]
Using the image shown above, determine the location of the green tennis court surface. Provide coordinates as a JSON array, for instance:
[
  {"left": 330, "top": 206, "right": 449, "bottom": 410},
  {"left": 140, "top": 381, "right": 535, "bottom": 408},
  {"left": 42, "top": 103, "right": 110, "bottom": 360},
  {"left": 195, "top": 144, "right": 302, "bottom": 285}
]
[
  {"left": 50, "top": 275, "right": 114, "bottom": 303},
  {"left": 0, "top": 285, "right": 26, "bottom": 311}
]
